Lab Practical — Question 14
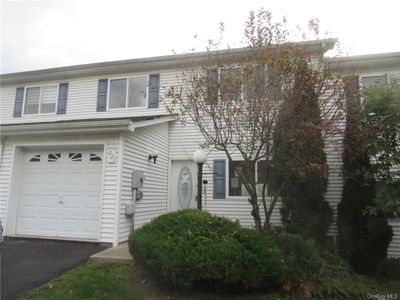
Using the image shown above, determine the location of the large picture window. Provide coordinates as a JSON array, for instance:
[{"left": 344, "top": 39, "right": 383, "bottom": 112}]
[{"left": 108, "top": 76, "right": 147, "bottom": 109}]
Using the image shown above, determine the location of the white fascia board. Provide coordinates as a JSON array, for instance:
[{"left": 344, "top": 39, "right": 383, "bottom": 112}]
[
  {"left": 328, "top": 52, "right": 400, "bottom": 73},
  {"left": 0, "top": 119, "right": 132, "bottom": 136}
]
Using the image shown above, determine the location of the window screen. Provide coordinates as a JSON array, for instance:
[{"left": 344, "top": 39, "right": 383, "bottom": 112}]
[
  {"left": 109, "top": 79, "right": 127, "bottom": 108},
  {"left": 40, "top": 85, "right": 57, "bottom": 113},
  {"left": 128, "top": 77, "right": 147, "bottom": 107},
  {"left": 24, "top": 87, "right": 40, "bottom": 114}
]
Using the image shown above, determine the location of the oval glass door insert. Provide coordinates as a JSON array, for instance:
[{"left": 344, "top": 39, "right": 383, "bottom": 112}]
[{"left": 178, "top": 166, "right": 192, "bottom": 209}]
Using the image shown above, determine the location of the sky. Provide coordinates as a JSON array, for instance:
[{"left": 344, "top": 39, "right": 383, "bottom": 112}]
[{"left": 1, "top": 0, "right": 399, "bottom": 74}]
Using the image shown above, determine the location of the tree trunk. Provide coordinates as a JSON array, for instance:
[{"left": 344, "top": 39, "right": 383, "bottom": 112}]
[{"left": 249, "top": 197, "right": 263, "bottom": 231}]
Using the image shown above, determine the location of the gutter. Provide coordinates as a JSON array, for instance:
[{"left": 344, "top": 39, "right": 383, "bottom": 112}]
[
  {"left": 0, "top": 119, "right": 133, "bottom": 136},
  {"left": 0, "top": 115, "right": 177, "bottom": 136},
  {"left": 328, "top": 52, "right": 400, "bottom": 73}
]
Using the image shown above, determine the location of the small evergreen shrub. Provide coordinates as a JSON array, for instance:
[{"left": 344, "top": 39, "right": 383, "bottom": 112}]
[
  {"left": 377, "top": 258, "right": 400, "bottom": 280},
  {"left": 129, "top": 209, "right": 284, "bottom": 290},
  {"left": 272, "top": 230, "right": 370, "bottom": 298}
]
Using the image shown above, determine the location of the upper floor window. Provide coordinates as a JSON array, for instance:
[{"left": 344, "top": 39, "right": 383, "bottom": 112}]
[
  {"left": 206, "top": 66, "right": 270, "bottom": 104},
  {"left": 220, "top": 68, "right": 242, "bottom": 102},
  {"left": 108, "top": 76, "right": 147, "bottom": 109},
  {"left": 24, "top": 84, "right": 58, "bottom": 115}
]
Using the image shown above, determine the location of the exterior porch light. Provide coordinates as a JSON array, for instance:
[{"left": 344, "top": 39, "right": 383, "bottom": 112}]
[
  {"left": 193, "top": 149, "right": 208, "bottom": 210},
  {"left": 148, "top": 151, "right": 159, "bottom": 164}
]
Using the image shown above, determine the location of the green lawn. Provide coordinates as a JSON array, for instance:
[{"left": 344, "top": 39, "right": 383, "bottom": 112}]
[{"left": 13, "top": 262, "right": 400, "bottom": 300}]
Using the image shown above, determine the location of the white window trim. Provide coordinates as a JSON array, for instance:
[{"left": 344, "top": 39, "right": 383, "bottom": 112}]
[
  {"left": 22, "top": 84, "right": 59, "bottom": 116},
  {"left": 107, "top": 75, "right": 149, "bottom": 110}
]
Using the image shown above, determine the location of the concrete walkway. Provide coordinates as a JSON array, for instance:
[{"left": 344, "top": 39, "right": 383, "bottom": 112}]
[{"left": 90, "top": 243, "right": 132, "bottom": 263}]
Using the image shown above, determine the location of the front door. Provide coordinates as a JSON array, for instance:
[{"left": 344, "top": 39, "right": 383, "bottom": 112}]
[{"left": 169, "top": 160, "right": 197, "bottom": 212}]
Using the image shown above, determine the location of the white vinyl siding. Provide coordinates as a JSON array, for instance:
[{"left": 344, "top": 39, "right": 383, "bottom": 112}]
[
  {"left": 118, "top": 122, "right": 169, "bottom": 242},
  {"left": 0, "top": 70, "right": 175, "bottom": 124},
  {"left": 388, "top": 219, "right": 400, "bottom": 258}
]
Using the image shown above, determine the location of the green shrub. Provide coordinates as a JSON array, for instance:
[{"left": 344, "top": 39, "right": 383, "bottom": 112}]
[
  {"left": 377, "top": 257, "right": 400, "bottom": 280},
  {"left": 272, "top": 230, "right": 371, "bottom": 298},
  {"left": 129, "top": 209, "right": 284, "bottom": 290},
  {"left": 338, "top": 85, "right": 393, "bottom": 275}
]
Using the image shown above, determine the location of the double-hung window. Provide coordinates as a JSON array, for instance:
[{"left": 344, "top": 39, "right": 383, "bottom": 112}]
[
  {"left": 24, "top": 84, "right": 58, "bottom": 115},
  {"left": 108, "top": 76, "right": 148, "bottom": 109}
]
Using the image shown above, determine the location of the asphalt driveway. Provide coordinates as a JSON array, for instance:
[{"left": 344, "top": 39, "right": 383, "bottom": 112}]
[{"left": 1, "top": 238, "right": 108, "bottom": 299}]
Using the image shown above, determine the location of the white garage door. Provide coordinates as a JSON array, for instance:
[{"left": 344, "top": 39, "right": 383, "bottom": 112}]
[{"left": 16, "top": 149, "right": 103, "bottom": 240}]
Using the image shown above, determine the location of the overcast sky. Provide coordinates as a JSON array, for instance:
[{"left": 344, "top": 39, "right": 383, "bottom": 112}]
[{"left": 1, "top": 0, "right": 399, "bottom": 74}]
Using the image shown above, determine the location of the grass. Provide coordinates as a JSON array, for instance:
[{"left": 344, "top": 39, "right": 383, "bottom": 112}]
[{"left": 13, "top": 262, "right": 400, "bottom": 300}]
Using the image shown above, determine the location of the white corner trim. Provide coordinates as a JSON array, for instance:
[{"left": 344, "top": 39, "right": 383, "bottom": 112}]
[{"left": 112, "top": 133, "right": 124, "bottom": 246}]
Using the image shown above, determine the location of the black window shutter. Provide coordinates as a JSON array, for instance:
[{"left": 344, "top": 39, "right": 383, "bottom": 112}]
[
  {"left": 344, "top": 76, "right": 360, "bottom": 100},
  {"left": 148, "top": 74, "right": 160, "bottom": 109},
  {"left": 206, "top": 69, "right": 218, "bottom": 105},
  {"left": 57, "top": 83, "right": 69, "bottom": 114},
  {"left": 213, "top": 159, "right": 226, "bottom": 199},
  {"left": 97, "top": 79, "right": 108, "bottom": 112},
  {"left": 13, "top": 87, "right": 24, "bottom": 117}
]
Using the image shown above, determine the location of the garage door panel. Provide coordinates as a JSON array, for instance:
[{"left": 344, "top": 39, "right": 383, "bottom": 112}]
[
  {"left": 39, "top": 195, "right": 60, "bottom": 207},
  {"left": 83, "top": 198, "right": 101, "bottom": 209},
  {"left": 18, "top": 215, "right": 58, "bottom": 236},
  {"left": 18, "top": 194, "right": 39, "bottom": 208},
  {"left": 16, "top": 149, "right": 103, "bottom": 240}
]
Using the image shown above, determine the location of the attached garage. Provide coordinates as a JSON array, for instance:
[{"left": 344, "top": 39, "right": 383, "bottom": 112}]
[{"left": 15, "top": 148, "right": 104, "bottom": 240}]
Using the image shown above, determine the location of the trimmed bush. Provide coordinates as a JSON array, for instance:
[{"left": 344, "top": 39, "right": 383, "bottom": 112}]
[
  {"left": 129, "top": 209, "right": 284, "bottom": 290},
  {"left": 272, "top": 230, "right": 371, "bottom": 298},
  {"left": 377, "top": 258, "right": 400, "bottom": 280}
]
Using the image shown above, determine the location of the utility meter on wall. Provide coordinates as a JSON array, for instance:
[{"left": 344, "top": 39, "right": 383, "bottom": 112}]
[{"left": 131, "top": 170, "right": 144, "bottom": 200}]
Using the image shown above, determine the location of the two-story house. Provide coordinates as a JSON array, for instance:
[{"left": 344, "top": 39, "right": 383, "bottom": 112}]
[{"left": 0, "top": 39, "right": 399, "bottom": 256}]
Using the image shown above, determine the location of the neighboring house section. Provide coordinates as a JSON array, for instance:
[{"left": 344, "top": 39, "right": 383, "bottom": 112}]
[
  {"left": 330, "top": 52, "right": 400, "bottom": 257},
  {"left": 0, "top": 41, "right": 399, "bottom": 255}
]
